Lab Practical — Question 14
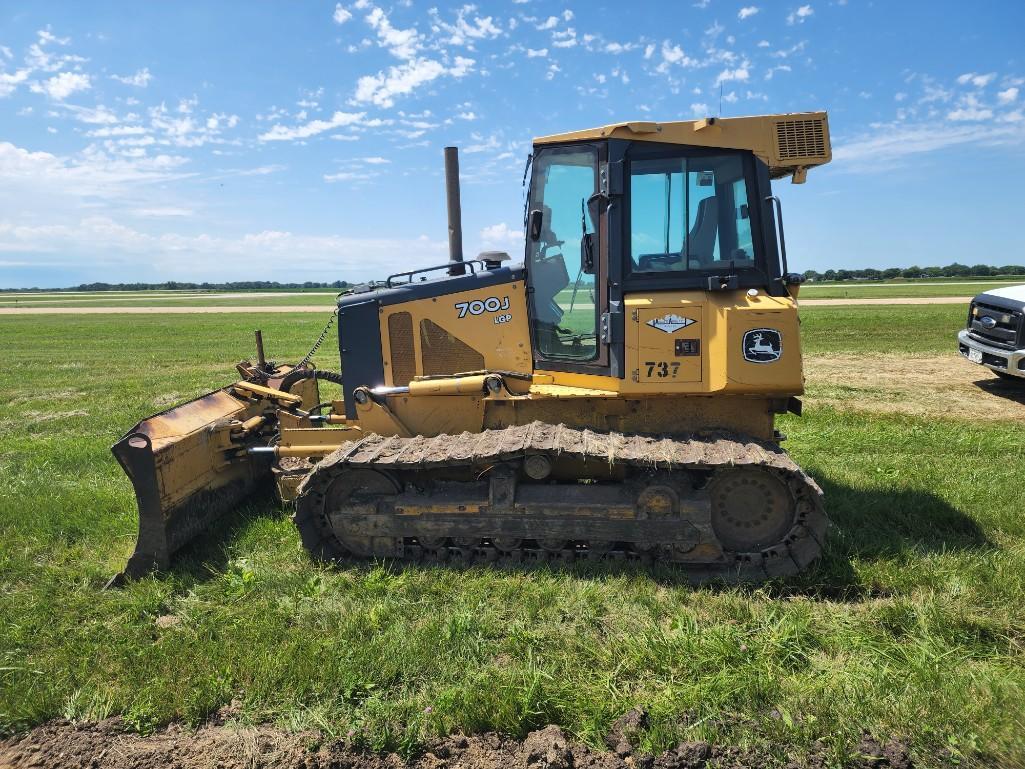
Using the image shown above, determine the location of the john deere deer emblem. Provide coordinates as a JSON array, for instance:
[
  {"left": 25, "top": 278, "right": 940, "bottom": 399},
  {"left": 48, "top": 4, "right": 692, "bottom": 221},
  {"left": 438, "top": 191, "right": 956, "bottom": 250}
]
[{"left": 742, "top": 328, "right": 782, "bottom": 363}]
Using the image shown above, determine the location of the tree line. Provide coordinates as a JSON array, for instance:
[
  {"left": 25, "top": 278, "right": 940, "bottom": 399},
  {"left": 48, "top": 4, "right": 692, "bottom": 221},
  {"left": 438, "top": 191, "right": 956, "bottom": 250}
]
[
  {"left": 3, "top": 280, "right": 351, "bottom": 293},
  {"left": 803, "top": 263, "right": 1025, "bottom": 282}
]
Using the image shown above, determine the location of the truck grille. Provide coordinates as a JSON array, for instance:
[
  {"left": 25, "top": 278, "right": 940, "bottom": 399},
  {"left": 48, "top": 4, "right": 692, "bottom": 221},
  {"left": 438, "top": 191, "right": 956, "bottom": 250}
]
[{"left": 967, "top": 300, "right": 1023, "bottom": 349}]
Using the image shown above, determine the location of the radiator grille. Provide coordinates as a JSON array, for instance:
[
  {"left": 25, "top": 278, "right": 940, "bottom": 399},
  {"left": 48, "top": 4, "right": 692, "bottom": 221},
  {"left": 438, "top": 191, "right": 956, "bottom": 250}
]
[
  {"left": 387, "top": 311, "right": 416, "bottom": 386},
  {"left": 775, "top": 118, "right": 827, "bottom": 160},
  {"left": 419, "top": 319, "right": 485, "bottom": 376}
]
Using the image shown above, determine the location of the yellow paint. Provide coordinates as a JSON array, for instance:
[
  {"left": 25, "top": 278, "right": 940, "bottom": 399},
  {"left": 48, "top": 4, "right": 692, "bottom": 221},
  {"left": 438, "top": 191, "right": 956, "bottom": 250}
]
[
  {"left": 379, "top": 280, "right": 532, "bottom": 386},
  {"left": 534, "top": 111, "right": 831, "bottom": 182}
]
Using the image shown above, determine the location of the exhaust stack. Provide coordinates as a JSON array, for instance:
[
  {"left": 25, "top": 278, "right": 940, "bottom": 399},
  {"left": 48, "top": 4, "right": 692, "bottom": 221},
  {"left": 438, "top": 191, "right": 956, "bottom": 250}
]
[{"left": 444, "top": 146, "right": 464, "bottom": 276}]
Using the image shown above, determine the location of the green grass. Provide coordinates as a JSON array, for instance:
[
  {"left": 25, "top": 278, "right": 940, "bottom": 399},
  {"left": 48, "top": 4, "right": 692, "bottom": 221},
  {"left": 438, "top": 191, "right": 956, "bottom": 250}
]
[{"left": 1, "top": 309, "right": 1023, "bottom": 767}]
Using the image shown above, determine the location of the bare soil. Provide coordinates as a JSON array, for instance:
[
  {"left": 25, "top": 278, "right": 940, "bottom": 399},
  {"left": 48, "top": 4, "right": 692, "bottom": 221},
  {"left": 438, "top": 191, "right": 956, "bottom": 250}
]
[
  {"left": 805, "top": 354, "right": 1025, "bottom": 421},
  {"left": 0, "top": 718, "right": 915, "bottom": 769}
]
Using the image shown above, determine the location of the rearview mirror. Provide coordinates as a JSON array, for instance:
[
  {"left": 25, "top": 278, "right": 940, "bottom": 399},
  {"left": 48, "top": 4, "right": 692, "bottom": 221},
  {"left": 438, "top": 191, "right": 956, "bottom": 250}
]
[
  {"left": 580, "top": 232, "right": 595, "bottom": 275},
  {"left": 529, "top": 209, "right": 543, "bottom": 242}
]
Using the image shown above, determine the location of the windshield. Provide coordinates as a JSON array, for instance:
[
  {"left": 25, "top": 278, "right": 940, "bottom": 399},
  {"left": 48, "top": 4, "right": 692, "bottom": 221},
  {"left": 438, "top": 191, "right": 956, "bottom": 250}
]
[{"left": 630, "top": 153, "right": 755, "bottom": 273}]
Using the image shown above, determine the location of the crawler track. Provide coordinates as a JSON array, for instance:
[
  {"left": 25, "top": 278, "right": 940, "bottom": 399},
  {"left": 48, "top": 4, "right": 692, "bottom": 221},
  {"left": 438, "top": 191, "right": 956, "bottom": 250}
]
[{"left": 293, "top": 422, "right": 826, "bottom": 582}]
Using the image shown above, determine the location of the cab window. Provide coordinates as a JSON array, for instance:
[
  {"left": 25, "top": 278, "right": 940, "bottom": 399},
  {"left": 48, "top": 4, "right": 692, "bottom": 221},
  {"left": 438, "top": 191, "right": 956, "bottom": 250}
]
[
  {"left": 527, "top": 146, "right": 598, "bottom": 361},
  {"left": 630, "top": 153, "right": 755, "bottom": 273}
]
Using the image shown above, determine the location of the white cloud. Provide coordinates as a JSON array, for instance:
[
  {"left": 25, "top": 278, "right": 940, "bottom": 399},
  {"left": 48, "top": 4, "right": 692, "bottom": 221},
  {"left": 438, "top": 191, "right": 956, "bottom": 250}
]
[
  {"left": 132, "top": 207, "right": 193, "bottom": 217},
  {"left": 834, "top": 121, "right": 1025, "bottom": 167},
  {"left": 323, "top": 170, "right": 374, "bottom": 182},
  {"left": 0, "top": 68, "right": 31, "bottom": 98},
  {"left": 690, "top": 102, "right": 710, "bottom": 115},
  {"left": 738, "top": 6, "right": 759, "bottom": 20},
  {"left": 353, "top": 57, "right": 473, "bottom": 108},
  {"left": 457, "top": 110, "right": 477, "bottom": 120},
  {"left": 464, "top": 133, "right": 501, "bottom": 154},
  {"left": 480, "top": 222, "right": 521, "bottom": 248},
  {"left": 604, "top": 41, "right": 635, "bottom": 54},
  {"left": 365, "top": 5, "right": 421, "bottom": 60},
  {"left": 536, "top": 16, "right": 559, "bottom": 30},
  {"left": 643, "top": 43, "right": 655, "bottom": 59},
  {"left": 333, "top": 4, "right": 352, "bottom": 24},
  {"left": 363, "top": 156, "right": 390, "bottom": 164},
  {"left": 957, "top": 72, "right": 995, "bottom": 88},
  {"left": 526, "top": 47, "right": 548, "bottom": 58},
  {"left": 657, "top": 42, "right": 698, "bottom": 72},
  {"left": 0, "top": 141, "right": 191, "bottom": 200},
  {"left": 30, "top": 71, "right": 90, "bottom": 100},
  {"left": 111, "top": 68, "right": 152, "bottom": 87},
  {"left": 787, "top": 5, "right": 813, "bottom": 24},
  {"left": 0, "top": 215, "right": 449, "bottom": 283},
  {"left": 86, "top": 125, "right": 148, "bottom": 138},
  {"left": 947, "top": 106, "right": 993, "bottom": 121},
  {"left": 997, "top": 87, "right": 1019, "bottom": 104},
  {"left": 258, "top": 110, "right": 365, "bottom": 141},
  {"left": 429, "top": 6, "right": 502, "bottom": 45},
  {"left": 715, "top": 66, "right": 750, "bottom": 86}
]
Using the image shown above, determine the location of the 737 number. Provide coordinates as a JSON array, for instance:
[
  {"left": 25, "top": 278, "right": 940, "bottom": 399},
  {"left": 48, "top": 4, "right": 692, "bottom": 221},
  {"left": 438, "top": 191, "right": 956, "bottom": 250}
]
[{"left": 645, "top": 361, "right": 680, "bottom": 378}]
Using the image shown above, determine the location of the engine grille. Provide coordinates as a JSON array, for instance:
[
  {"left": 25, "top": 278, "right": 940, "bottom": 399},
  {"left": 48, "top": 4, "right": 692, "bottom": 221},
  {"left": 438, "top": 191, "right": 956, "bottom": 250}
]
[
  {"left": 775, "top": 118, "right": 828, "bottom": 160},
  {"left": 387, "top": 311, "right": 416, "bottom": 386},
  {"left": 419, "top": 319, "right": 485, "bottom": 376},
  {"left": 968, "top": 300, "right": 1023, "bottom": 350}
]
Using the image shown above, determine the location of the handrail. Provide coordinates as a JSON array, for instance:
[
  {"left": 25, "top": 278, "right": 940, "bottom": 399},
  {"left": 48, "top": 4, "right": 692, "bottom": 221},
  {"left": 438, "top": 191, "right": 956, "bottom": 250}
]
[{"left": 386, "top": 259, "right": 482, "bottom": 288}]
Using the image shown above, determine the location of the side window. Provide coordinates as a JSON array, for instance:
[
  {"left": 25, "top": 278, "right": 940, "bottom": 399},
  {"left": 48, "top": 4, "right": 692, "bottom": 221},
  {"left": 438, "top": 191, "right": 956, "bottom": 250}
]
[
  {"left": 528, "top": 147, "right": 598, "bottom": 361},
  {"left": 630, "top": 153, "right": 755, "bottom": 273}
]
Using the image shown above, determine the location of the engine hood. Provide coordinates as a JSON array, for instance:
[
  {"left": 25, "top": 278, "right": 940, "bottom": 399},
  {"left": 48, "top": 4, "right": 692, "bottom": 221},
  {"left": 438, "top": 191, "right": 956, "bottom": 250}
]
[{"left": 976, "top": 284, "right": 1025, "bottom": 305}]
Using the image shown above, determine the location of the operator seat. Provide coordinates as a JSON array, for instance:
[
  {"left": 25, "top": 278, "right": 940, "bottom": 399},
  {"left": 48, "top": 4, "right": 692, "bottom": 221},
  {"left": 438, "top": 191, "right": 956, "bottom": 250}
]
[{"left": 685, "top": 196, "right": 718, "bottom": 268}]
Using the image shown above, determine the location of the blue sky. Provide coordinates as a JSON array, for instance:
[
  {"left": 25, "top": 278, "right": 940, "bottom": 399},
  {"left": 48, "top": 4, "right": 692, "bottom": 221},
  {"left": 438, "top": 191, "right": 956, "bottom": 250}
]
[{"left": 1, "top": 0, "right": 1023, "bottom": 287}]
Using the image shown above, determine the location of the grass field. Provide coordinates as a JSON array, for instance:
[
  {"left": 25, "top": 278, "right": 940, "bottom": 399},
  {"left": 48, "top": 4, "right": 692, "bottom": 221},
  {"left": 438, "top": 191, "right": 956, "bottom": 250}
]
[{"left": 1, "top": 305, "right": 1024, "bottom": 767}]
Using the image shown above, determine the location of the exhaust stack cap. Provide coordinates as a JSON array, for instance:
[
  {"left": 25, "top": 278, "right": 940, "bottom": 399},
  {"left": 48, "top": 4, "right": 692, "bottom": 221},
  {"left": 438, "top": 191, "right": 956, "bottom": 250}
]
[{"left": 479, "top": 250, "right": 511, "bottom": 270}]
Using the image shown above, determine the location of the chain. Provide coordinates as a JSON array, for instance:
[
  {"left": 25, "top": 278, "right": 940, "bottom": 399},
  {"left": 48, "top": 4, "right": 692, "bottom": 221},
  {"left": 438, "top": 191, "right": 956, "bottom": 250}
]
[{"left": 293, "top": 309, "right": 337, "bottom": 371}]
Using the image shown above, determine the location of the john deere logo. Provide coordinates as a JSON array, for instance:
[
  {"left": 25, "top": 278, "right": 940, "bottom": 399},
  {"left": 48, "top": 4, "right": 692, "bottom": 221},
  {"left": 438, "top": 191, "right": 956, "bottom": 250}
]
[
  {"left": 646, "top": 314, "right": 697, "bottom": 334},
  {"left": 743, "top": 328, "right": 782, "bottom": 363}
]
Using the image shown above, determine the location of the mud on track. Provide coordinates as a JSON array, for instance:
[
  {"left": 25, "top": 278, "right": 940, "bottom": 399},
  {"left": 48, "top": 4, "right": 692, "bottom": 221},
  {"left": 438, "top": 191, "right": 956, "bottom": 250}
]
[{"left": 0, "top": 717, "right": 915, "bottom": 769}]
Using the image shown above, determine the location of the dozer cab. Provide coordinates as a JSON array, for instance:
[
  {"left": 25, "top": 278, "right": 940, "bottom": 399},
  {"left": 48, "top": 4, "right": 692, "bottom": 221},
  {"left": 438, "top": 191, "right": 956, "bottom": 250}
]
[{"left": 112, "top": 112, "right": 832, "bottom": 584}]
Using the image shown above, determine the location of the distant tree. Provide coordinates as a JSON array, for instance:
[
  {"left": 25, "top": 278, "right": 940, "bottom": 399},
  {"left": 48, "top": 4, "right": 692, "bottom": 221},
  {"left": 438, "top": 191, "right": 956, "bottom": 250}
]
[
  {"left": 882, "top": 268, "right": 901, "bottom": 279},
  {"left": 970, "top": 264, "right": 993, "bottom": 276}
]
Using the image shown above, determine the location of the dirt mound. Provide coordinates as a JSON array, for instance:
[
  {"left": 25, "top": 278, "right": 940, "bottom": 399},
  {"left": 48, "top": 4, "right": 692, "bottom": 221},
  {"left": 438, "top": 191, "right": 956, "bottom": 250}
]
[{"left": 0, "top": 718, "right": 917, "bottom": 769}]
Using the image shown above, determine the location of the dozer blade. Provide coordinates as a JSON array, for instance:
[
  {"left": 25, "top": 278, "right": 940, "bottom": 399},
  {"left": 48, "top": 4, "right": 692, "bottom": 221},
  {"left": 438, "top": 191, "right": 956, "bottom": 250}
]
[{"left": 109, "top": 372, "right": 317, "bottom": 585}]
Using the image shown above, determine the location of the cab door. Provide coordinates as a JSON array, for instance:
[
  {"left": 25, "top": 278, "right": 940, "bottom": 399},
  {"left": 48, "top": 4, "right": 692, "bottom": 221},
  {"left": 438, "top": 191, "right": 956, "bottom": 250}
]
[{"left": 526, "top": 143, "right": 611, "bottom": 376}]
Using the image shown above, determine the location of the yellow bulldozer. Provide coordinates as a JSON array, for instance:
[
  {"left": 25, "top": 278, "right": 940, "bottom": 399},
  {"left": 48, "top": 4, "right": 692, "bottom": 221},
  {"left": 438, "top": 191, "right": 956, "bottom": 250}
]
[{"left": 111, "top": 111, "right": 832, "bottom": 585}]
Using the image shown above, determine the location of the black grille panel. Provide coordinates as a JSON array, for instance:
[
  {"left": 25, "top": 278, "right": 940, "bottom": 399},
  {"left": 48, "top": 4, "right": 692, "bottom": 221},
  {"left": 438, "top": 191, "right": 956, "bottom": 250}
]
[
  {"left": 967, "top": 300, "right": 1023, "bottom": 349},
  {"left": 775, "top": 118, "right": 827, "bottom": 160}
]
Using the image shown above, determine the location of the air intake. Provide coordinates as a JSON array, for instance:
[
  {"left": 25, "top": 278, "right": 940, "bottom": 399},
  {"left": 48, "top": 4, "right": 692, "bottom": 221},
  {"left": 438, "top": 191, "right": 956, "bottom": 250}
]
[
  {"left": 775, "top": 118, "right": 827, "bottom": 160},
  {"left": 387, "top": 311, "right": 416, "bottom": 386}
]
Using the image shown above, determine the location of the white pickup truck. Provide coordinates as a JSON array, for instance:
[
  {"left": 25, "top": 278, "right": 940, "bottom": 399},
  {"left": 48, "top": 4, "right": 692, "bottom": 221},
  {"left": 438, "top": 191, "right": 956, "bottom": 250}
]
[{"left": 958, "top": 285, "right": 1025, "bottom": 381}]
